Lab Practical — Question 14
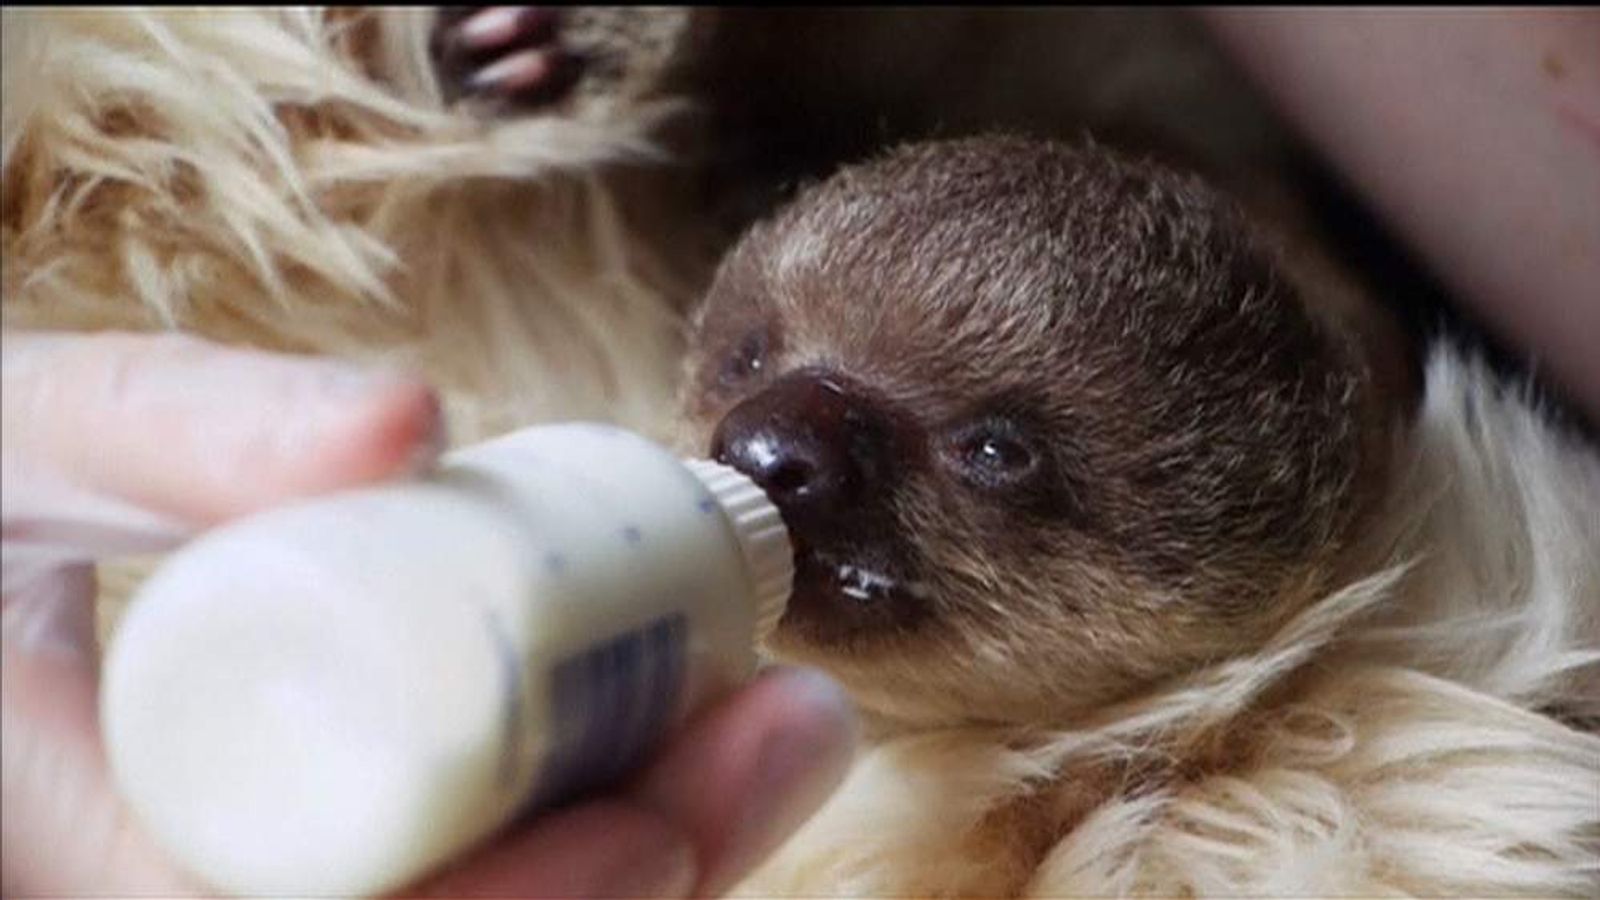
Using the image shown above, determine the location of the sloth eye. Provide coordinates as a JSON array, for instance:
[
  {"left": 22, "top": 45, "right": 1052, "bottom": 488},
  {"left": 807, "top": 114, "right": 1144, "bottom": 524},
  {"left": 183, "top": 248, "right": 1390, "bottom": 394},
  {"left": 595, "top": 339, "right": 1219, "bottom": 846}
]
[
  {"left": 719, "top": 327, "right": 771, "bottom": 386},
  {"left": 968, "top": 434, "right": 1033, "bottom": 472},
  {"left": 953, "top": 422, "right": 1040, "bottom": 487}
]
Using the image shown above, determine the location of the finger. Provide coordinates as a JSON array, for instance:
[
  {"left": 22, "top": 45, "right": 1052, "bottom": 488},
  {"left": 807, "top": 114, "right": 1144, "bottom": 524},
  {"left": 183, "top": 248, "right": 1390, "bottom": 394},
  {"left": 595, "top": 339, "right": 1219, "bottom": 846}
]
[
  {"left": 630, "top": 666, "right": 859, "bottom": 897},
  {"left": 414, "top": 667, "right": 857, "bottom": 899},
  {"left": 2, "top": 332, "right": 444, "bottom": 533},
  {"left": 414, "top": 800, "right": 696, "bottom": 899},
  {"left": 1, "top": 559, "right": 98, "bottom": 662},
  {"left": 1, "top": 568, "right": 205, "bottom": 896}
]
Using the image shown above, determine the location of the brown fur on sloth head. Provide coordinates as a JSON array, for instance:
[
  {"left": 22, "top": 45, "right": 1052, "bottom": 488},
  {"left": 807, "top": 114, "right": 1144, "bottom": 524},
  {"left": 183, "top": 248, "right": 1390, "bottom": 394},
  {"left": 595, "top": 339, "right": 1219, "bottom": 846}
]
[{"left": 679, "top": 134, "right": 1405, "bottom": 730}]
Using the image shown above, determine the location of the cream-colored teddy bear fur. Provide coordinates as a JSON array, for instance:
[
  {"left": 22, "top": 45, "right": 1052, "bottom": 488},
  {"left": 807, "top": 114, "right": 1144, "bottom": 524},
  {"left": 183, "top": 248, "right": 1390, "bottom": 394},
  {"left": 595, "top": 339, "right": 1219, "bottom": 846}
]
[
  {"left": 3, "top": 7, "right": 703, "bottom": 447},
  {"left": 3, "top": 8, "right": 1595, "bottom": 897}
]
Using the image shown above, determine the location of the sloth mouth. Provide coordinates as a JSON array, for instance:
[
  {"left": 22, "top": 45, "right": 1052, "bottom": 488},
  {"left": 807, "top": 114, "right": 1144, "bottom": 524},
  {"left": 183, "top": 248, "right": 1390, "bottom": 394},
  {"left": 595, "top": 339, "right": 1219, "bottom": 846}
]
[
  {"left": 779, "top": 542, "right": 929, "bottom": 641},
  {"left": 815, "top": 552, "right": 927, "bottom": 604}
]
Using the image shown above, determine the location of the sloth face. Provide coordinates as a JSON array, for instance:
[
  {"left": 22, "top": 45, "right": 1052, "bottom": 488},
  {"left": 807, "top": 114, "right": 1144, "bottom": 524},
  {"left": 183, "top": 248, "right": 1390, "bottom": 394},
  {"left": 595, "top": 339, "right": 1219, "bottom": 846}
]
[{"left": 680, "top": 136, "right": 1395, "bottom": 727}]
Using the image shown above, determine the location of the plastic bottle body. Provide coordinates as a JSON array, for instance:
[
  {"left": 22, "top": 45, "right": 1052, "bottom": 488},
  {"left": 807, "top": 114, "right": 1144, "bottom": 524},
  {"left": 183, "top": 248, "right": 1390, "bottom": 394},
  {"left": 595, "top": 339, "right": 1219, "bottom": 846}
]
[{"left": 100, "top": 424, "right": 790, "bottom": 897}]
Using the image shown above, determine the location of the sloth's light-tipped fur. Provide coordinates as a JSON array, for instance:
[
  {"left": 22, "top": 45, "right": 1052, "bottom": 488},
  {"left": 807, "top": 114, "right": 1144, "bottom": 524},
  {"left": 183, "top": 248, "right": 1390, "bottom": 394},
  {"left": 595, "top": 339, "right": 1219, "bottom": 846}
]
[{"left": 2, "top": 7, "right": 699, "bottom": 445}]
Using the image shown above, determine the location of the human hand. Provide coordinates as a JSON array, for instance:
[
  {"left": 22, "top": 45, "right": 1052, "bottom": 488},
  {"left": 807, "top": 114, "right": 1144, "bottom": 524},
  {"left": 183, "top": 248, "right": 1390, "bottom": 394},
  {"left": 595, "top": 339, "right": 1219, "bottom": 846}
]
[
  {"left": 1197, "top": 8, "right": 1600, "bottom": 426},
  {"left": 1, "top": 330, "right": 857, "bottom": 897}
]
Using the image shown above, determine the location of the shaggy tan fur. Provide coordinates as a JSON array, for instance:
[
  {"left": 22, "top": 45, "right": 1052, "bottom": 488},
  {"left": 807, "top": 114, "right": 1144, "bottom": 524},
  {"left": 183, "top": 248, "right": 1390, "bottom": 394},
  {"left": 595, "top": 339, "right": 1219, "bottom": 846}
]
[
  {"left": 4, "top": 8, "right": 1595, "bottom": 898},
  {"left": 2, "top": 7, "right": 725, "bottom": 631}
]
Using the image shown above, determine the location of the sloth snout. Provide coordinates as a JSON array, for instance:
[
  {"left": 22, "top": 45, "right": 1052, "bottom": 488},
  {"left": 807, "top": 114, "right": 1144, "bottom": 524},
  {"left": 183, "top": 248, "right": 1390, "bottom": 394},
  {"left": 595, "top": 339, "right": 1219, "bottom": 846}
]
[{"left": 710, "top": 369, "right": 894, "bottom": 533}]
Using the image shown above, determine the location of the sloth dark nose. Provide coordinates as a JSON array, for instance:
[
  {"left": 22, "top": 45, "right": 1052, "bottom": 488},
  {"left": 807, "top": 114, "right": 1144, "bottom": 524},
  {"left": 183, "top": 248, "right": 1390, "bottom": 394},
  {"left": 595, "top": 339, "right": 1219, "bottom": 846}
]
[{"left": 710, "top": 370, "right": 894, "bottom": 528}]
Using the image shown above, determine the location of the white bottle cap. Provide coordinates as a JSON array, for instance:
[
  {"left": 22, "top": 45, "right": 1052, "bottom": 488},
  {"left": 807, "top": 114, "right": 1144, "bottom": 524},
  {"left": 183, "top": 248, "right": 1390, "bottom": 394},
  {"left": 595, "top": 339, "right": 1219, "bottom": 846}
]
[{"left": 682, "top": 459, "right": 793, "bottom": 642}]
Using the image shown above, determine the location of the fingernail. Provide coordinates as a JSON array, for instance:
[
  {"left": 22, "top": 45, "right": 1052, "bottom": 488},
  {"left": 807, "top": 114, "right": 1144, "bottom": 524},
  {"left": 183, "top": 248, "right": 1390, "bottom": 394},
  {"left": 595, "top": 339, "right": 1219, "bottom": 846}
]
[
  {"left": 595, "top": 832, "right": 697, "bottom": 899},
  {"left": 310, "top": 361, "right": 406, "bottom": 402},
  {"left": 399, "top": 393, "right": 449, "bottom": 477},
  {"left": 457, "top": 7, "right": 523, "bottom": 47},
  {"left": 715, "top": 669, "right": 858, "bottom": 894},
  {"left": 0, "top": 563, "right": 97, "bottom": 662},
  {"left": 273, "top": 366, "right": 439, "bottom": 480},
  {"left": 753, "top": 669, "right": 858, "bottom": 818}
]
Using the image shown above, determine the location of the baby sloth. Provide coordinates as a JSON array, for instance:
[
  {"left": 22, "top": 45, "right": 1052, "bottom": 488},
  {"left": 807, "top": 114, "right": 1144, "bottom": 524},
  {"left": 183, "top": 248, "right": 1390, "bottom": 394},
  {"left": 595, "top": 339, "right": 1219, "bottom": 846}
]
[
  {"left": 681, "top": 134, "right": 1403, "bottom": 732},
  {"left": 677, "top": 136, "right": 1599, "bottom": 898}
]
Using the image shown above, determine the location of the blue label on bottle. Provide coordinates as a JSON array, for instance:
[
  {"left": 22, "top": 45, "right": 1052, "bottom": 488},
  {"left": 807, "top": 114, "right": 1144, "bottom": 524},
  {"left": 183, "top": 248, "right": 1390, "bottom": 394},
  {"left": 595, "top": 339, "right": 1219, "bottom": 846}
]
[{"left": 522, "top": 614, "right": 688, "bottom": 812}]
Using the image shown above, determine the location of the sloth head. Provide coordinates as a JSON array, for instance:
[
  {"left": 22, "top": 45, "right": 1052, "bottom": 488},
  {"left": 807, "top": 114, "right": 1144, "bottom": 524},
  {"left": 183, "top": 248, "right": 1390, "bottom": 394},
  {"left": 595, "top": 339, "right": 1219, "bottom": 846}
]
[{"left": 680, "top": 135, "right": 1407, "bottom": 728}]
